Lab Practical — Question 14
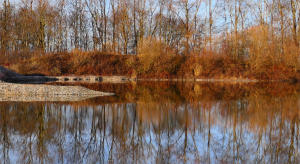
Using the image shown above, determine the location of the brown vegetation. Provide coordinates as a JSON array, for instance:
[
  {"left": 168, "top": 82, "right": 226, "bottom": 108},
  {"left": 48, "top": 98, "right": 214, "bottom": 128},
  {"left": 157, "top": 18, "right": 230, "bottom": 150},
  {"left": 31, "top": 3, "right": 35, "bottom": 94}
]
[
  {"left": 3, "top": 45, "right": 300, "bottom": 81},
  {"left": 0, "top": 0, "right": 299, "bottom": 81}
]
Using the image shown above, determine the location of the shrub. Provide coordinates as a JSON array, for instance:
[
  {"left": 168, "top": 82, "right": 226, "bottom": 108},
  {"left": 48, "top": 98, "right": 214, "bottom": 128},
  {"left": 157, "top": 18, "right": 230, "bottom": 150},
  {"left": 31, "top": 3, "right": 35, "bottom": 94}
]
[{"left": 136, "top": 37, "right": 182, "bottom": 77}]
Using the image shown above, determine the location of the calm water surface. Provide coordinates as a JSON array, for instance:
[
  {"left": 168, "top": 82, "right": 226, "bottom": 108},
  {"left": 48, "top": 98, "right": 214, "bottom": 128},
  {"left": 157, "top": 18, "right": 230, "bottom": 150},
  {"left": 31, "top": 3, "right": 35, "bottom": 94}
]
[{"left": 0, "top": 82, "right": 299, "bottom": 164}]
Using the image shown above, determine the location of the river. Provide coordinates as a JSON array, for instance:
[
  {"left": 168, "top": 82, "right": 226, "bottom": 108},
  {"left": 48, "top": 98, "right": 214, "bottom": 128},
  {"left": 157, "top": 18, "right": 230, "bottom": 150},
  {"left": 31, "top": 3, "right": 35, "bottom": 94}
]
[{"left": 0, "top": 82, "right": 299, "bottom": 163}]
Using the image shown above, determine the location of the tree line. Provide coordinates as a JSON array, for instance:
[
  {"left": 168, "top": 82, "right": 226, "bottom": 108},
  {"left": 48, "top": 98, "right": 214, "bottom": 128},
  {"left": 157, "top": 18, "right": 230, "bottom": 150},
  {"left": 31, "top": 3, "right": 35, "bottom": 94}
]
[{"left": 0, "top": 0, "right": 299, "bottom": 56}]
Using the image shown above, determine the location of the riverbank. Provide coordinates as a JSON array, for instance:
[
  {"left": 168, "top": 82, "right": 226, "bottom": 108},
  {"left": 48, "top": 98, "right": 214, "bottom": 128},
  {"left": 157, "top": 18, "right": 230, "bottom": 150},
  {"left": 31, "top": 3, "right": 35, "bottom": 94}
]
[
  {"left": 0, "top": 65, "right": 295, "bottom": 84},
  {"left": 2, "top": 50, "right": 300, "bottom": 82}
]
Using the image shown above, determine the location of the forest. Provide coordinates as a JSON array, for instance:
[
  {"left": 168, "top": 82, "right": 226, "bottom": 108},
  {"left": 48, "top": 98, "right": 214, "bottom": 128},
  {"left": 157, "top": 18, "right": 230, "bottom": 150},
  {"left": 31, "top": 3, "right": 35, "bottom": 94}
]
[{"left": 0, "top": 0, "right": 299, "bottom": 80}]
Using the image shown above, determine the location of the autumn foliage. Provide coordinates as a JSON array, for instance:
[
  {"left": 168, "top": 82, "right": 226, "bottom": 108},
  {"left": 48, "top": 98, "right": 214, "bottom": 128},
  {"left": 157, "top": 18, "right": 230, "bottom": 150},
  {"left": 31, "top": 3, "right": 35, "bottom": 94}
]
[{"left": 3, "top": 37, "right": 300, "bottom": 81}]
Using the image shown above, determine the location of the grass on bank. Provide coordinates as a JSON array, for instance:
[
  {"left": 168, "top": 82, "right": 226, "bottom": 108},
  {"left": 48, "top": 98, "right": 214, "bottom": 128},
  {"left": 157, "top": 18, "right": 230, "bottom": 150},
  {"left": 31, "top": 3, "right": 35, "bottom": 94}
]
[{"left": 1, "top": 36, "right": 299, "bottom": 81}]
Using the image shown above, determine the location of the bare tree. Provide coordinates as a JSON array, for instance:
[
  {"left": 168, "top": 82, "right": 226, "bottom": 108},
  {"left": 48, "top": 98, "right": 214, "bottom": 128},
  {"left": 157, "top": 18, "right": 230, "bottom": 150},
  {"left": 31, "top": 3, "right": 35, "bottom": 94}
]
[
  {"left": 69, "top": 0, "right": 88, "bottom": 50},
  {"left": 0, "top": 0, "right": 13, "bottom": 54}
]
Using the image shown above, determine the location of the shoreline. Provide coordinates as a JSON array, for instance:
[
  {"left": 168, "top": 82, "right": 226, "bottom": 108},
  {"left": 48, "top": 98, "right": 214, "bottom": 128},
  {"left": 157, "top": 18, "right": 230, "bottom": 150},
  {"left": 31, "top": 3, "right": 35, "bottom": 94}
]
[{"left": 52, "top": 75, "right": 294, "bottom": 83}]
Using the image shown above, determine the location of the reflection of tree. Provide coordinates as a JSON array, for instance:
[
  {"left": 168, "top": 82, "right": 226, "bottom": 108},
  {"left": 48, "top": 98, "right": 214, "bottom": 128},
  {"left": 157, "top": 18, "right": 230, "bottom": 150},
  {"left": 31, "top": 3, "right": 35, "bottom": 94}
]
[
  {"left": 0, "top": 83, "right": 299, "bottom": 163},
  {"left": 0, "top": 104, "right": 11, "bottom": 164}
]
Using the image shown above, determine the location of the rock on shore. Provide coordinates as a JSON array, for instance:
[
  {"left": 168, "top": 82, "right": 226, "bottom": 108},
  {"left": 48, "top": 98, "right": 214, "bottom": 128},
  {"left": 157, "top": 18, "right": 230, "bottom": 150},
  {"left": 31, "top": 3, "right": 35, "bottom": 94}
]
[
  {"left": 0, "top": 66, "right": 20, "bottom": 78},
  {"left": 0, "top": 66, "right": 58, "bottom": 83}
]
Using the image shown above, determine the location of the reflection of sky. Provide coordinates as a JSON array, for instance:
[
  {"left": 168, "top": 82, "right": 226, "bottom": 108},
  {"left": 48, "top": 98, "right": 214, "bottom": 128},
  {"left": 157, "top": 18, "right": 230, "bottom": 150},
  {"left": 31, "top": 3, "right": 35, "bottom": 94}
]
[{"left": 1, "top": 101, "right": 299, "bottom": 163}]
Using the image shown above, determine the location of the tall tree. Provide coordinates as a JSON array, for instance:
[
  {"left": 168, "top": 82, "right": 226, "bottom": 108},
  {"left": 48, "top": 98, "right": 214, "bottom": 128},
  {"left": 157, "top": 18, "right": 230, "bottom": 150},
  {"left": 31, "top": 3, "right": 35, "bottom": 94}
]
[
  {"left": 0, "top": 0, "right": 13, "bottom": 54},
  {"left": 69, "top": 0, "right": 88, "bottom": 50},
  {"left": 290, "top": 0, "right": 298, "bottom": 46}
]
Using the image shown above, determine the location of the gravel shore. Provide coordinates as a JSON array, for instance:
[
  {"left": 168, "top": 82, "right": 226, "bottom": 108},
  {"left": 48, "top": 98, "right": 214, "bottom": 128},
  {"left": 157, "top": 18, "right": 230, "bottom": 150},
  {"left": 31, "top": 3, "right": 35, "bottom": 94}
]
[{"left": 0, "top": 82, "right": 114, "bottom": 96}]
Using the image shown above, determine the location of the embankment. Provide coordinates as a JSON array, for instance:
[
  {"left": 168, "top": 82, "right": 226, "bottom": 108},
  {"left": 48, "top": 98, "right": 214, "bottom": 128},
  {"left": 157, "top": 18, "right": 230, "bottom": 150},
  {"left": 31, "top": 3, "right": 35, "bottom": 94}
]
[{"left": 3, "top": 50, "right": 300, "bottom": 82}]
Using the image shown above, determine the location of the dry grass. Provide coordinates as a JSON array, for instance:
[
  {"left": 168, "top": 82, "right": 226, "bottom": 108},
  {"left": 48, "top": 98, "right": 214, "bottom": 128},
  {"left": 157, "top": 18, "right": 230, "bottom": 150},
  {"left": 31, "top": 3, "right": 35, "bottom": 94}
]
[
  {"left": 8, "top": 50, "right": 134, "bottom": 76},
  {"left": 135, "top": 37, "right": 184, "bottom": 78},
  {"left": 2, "top": 34, "right": 300, "bottom": 81}
]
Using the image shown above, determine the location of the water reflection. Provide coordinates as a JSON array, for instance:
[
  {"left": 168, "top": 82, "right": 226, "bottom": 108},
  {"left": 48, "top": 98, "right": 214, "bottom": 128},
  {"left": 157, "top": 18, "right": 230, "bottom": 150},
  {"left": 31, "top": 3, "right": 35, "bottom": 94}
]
[{"left": 0, "top": 82, "right": 299, "bottom": 163}]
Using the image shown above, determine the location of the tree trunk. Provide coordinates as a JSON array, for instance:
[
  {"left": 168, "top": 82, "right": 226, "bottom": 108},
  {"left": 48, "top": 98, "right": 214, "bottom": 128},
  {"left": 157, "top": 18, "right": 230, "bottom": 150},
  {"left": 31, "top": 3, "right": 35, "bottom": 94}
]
[{"left": 290, "top": 0, "right": 298, "bottom": 46}]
